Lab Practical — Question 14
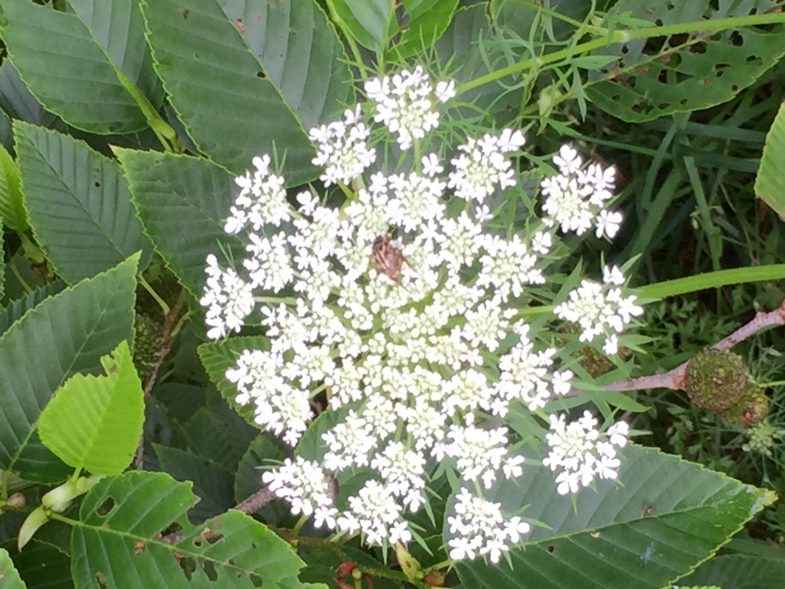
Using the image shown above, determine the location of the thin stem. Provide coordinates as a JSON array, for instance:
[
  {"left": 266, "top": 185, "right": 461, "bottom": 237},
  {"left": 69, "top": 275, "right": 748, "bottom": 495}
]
[
  {"left": 327, "top": 2, "right": 368, "bottom": 83},
  {"left": 458, "top": 12, "right": 785, "bottom": 94},
  {"left": 255, "top": 295, "right": 297, "bottom": 305},
  {"left": 9, "top": 258, "right": 32, "bottom": 295},
  {"left": 291, "top": 513, "right": 310, "bottom": 536},
  {"left": 138, "top": 274, "right": 170, "bottom": 315}
]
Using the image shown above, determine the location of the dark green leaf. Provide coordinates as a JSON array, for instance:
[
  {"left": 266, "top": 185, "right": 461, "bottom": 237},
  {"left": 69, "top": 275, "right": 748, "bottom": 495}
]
[
  {"left": 0, "top": 281, "right": 66, "bottom": 337},
  {"left": 116, "top": 148, "right": 243, "bottom": 298},
  {"left": 218, "top": 0, "right": 354, "bottom": 130},
  {"left": 0, "top": 255, "right": 138, "bottom": 482},
  {"left": 198, "top": 336, "right": 269, "bottom": 427},
  {"left": 15, "top": 122, "right": 152, "bottom": 283},
  {"left": 680, "top": 554, "right": 785, "bottom": 589},
  {"left": 184, "top": 404, "right": 256, "bottom": 470},
  {"left": 70, "top": 471, "right": 323, "bottom": 588},
  {"left": 586, "top": 0, "right": 785, "bottom": 122},
  {"left": 66, "top": 0, "right": 163, "bottom": 107},
  {"left": 755, "top": 101, "right": 785, "bottom": 219},
  {"left": 454, "top": 444, "right": 775, "bottom": 589},
  {"left": 0, "top": 540, "right": 72, "bottom": 589},
  {"left": 38, "top": 340, "right": 144, "bottom": 475},
  {"left": 0, "top": 0, "right": 157, "bottom": 134},
  {"left": 326, "top": 0, "right": 396, "bottom": 51},
  {"left": 234, "top": 435, "right": 284, "bottom": 505},
  {"left": 153, "top": 444, "right": 235, "bottom": 521},
  {"left": 389, "top": 0, "right": 459, "bottom": 58},
  {"left": 139, "top": 0, "right": 316, "bottom": 182},
  {"left": 0, "top": 62, "right": 56, "bottom": 127}
]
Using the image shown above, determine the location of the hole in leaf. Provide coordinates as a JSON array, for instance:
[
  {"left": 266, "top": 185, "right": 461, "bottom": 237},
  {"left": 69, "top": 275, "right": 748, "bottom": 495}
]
[
  {"left": 94, "top": 181, "right": 101, "bottom": 188},
  {"left": 257, "top": 71, "right": 266, "bottom": 79},
  {"left": 193, "top": 537, "right": 203, "bottom": 548},
  {"left": 176, "top": 7, "right": 189, "bottom": 19},
  {"left": 547, "top": 545, "right": 555, "bottom": 554},
  {"left": 746, "top": 54, "right": 763, "bottom": 66},
  {"left": 202, "top": 560, "right": 218, "bottom": 581},
  {"left": 96, "top": 498, "right": 115, "bottom": 516},
  {"left": 730, "top": 31, "right": 743, "bottom": 46},
  {"left": 178, "top": 556, "right": 195, "bottom": 580}
]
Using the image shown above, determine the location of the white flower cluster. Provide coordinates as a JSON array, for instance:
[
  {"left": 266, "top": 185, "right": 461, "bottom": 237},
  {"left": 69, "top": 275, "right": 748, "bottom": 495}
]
[
  {"left": 202, "top": 67, "right": 637, "bottom": 562},
  {"left": 541, "top": 145, "right": 622, "bottom": 238},
  {"left": 544, "top": 411, "right": 629, "bottom": 495},
  {"left": 448, "top": 488, "right": 531, "bottom": 563},
  {"left": 554, "top": 265, "right": 643, "bottom": 355},
  {"left": 364, "top": 65, "right": 455, "bottom": 149}
]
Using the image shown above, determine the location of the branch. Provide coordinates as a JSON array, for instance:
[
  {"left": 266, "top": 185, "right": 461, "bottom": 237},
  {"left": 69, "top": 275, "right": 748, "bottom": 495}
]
[
  {"left": 604, "top": 300, "right": 785, "bottom": 393},
  {"left": 133, "top": 289, "right": 187, "bottom": 469},
  {"left": 234, "top": 486, "right": 276, "bottom": 515}
]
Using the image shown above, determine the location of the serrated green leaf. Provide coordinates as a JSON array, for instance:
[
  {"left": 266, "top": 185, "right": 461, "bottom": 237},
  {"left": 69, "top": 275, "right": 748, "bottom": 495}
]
[
  {"left": 586, "top": 0, "right": 785, "bottom": 122},
  {"left": 139, "top": 0, "right": 316, "bottom": 183},
  {"left": 388, "top": 0, "right": 459, "bottom": 58},
  {"left": 0, "top": 0, "right": 161, "bottom": 134},
  {"left": 0, "top": 144, "right": 26, "bottom": 232},
  {"left": 0, "top": 255, "right": 138, "bottom": 482},
  {"left": 198, "top": 336, "right": 269, "bottom": 427},
  {"left": 0, "top": 109, "right": 11, "bottom": 150},
  {"left": 454, "top": 444, "right": 775, "bottom": 589},
  {"left": 218, "top": 0, "right": 354, "bottom": 131},
  {"left": 680, "top": 554, "right": 785, "bottom": 589},
  {"left": 755, "top": 101, "right": 785, "bottom": 219},
  {"left": 15, "top": 122, "right": 152, "bottom": 283},
  {"left": 0, "top": 281, "right": 66, "bottom": 337},
  {"left": 70, "top": 471, "right": 323, "bottom": 588},
  {"left": 38, "top": 340, "right": 144, "bottom": 475},
  {"left": 326, "top": 0, "right": 396, "bottom": 51},
  {"left": 0, "top": 540, "right": 71, "bottom": 589},
  {"left": 0, "top": 547, "right": 26, "bottom": 589},
  {"left": 0, "top": 62, "right": 57, "bottom": 127},
  {"left": 184, "top": 405, "right": 256, "bottom": 470},
  {"left": 116, "top": 148, "right": 243, "bottom": 298},
  {"left": 153, "top": 444, "right": 235, "bottom": 522},
  {"left": 66, "top": 0, "right": 163, "bottom": 107}
]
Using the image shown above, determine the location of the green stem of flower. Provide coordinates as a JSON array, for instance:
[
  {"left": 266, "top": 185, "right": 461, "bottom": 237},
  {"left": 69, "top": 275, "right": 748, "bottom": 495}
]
[
  {"left": 457, "top": 12, "right": 785, "bottom": 94},
  {"left": 138, "top": 274, "right": 170, "bottom": 316},
  {"left": 760, "top": 380, "right": 785, "bottom": 387},
  {"left": 326, "top": 3, "right": 368, "bottom": 83},
  {"left": 427, "top": 558, "right": 454, "bottom": 571},
  {"left": 291, "top": 513, "right": 310, "bottom": 536},
  {"left": 255, "top": 295, "right": 298, "bottom": 305}
]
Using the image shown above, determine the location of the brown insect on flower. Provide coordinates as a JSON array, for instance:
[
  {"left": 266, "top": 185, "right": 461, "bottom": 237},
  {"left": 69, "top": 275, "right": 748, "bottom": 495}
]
[{"left": 371, "top": 235, "right": 406, "bottom": 282}]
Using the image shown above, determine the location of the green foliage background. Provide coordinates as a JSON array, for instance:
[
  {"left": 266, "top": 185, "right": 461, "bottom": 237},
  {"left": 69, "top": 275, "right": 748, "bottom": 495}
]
[{"left": 0, "top": 0, "right": 785, "bottom": 587}]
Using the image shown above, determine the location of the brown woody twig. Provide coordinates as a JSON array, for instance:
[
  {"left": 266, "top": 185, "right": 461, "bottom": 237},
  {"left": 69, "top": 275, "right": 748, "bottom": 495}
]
[{"left": 604, "top": 299, "right": 785, "bottom": 393}]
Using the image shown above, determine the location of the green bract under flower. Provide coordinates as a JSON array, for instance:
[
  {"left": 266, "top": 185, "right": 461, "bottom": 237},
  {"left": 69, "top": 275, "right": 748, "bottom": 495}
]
[{"left": 201, "top": 67, "right": 640, "bottom": 562}]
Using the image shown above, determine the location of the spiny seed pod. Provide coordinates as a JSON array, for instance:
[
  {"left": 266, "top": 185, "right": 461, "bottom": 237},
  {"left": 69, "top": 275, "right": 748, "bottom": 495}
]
[
  {"left": 576, "top": 345, "right": 616, "bottom": 378},
  {"left": 684, "top": 349, "right": 747, "bottom": 412},
  {"left": 133, "top": 313, "right": 163, "bottom": 380},
  {"left": 720, "top": 383, "right": 769, "bottom": 427}
]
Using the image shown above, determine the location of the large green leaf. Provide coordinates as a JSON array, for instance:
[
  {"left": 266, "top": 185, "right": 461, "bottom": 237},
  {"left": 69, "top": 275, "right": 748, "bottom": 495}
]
[
  {"left": 326, "top": 0, "right": 396, "bottom": 52},
  {"left": 139, "top": 0, "right": 315, "bottom": 183},
  {"left": 0, "top": 143, "right": 26, "bottom": 232},
  {"left": 15, "top": 122, "right": 152, "bottom": 283},
  {"left": 0, "top": 0, "right": 161, "bottom": 134},
  {"left": 755, "top": 101, "right": 785, "bottom": 219},
  {"left": 184, "top": 404, "right": 256, "bottom": 470},
  {"left": 198, "top": 336, "right": 269, "bottom": 427},
  {"left": 0, "top": 255, "right": 138, "bottom": 482},
  {"left": 388, "top": 0, "right": 460, "bottom": 58},
  {"left": 38, "top": 340, "right": 144, "bottom": 475},
  {"left": 0, "top": 547, "right": 26, "bottom": 589},
  {"left": 679, "top": 554, "right": 785, "bottom": 588},
  {"left": 66, "top": 0, "right": 163, "bottom": 107},
  {"left": 454, "top": 444, "right": 775, "bottom": 589},
  {"left": 0, "top": 62, "right": 57, "bottom": 127},
  {"left": 586, "top": 0, "right": 785, "bottom": 122},
  {"left": 218, "top": 0, "right": 354, "bottom": 130},
  {"left": 115, "top": 148, "right": 243, "bottom": 298},
  {"left": 153, "top": 445, "right": 235, "bottom": 522},
  {"left": 70, "top": 471, "right": 325, "bottom": 588}
]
